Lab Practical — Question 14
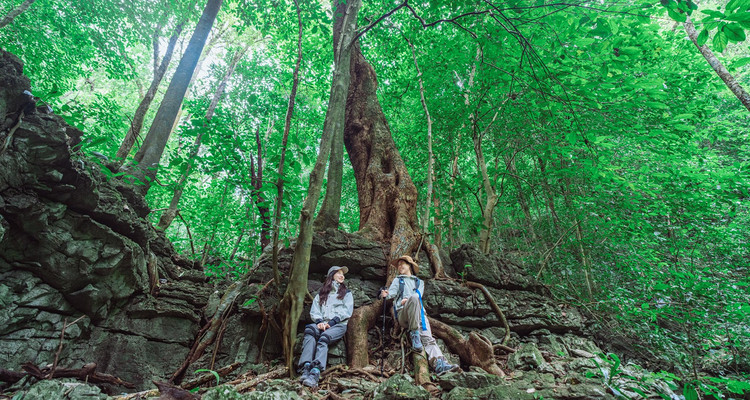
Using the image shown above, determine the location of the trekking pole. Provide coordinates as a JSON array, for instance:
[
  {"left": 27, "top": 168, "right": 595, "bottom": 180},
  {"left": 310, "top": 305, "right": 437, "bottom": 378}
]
[{"left": 379, "top": 286, "right": 387, "bottom": 377}]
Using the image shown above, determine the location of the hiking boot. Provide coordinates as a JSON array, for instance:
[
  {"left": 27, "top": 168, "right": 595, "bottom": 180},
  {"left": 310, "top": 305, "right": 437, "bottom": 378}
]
[
  {"left": 298, "top": 362, "right": 311, "bottom": 383},
  {"left": 302, "top": 367, "right": 320, "bottom": 388},
  {"left": 409, "top": 330, "right": 423, "bottom": 352},
  {"left": 434, "top": 358, "right": 458, "bottom": 375}
]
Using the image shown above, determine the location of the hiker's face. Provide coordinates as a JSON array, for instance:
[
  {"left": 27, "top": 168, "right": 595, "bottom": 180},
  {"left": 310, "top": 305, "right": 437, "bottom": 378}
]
[
  {"left": 398, "top": 261, "right": 411, "bottom": 275},
  {"left": 333, "top": 270, "right": 345, "bottom": 283}
]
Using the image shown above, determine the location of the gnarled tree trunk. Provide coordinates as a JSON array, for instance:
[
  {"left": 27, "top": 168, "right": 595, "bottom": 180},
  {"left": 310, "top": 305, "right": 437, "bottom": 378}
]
[
  {"left": 344, "top": 41, "right": 423, "bottom": 369},
  {"left": 344, "top": 42, "right": 419, "bottom": 258}
]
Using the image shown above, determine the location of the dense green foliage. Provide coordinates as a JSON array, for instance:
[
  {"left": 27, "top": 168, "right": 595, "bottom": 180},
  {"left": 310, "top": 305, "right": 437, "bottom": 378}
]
[{"left": 1, "top": 0, "right": 748, "bottom": 397}]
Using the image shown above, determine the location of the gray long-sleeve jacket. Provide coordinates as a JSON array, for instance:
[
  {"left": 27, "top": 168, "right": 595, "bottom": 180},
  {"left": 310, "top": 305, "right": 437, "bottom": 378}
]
[
  {"left": 385, "top": 275, "right": 423, "bottom": 312},
  {"left": 310, "top": 282, "right": 354, "bottom": 326}
]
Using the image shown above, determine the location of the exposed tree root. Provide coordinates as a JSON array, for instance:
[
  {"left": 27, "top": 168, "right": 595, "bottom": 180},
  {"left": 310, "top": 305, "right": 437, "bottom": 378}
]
[
  {"left": 347, "top": 299, "right": 381, "bottom": 368},
  {"left": 181, "top": 362, "right": 241, "bottom": 391},
  {"left": 20, "top": 362, "right": 135, "bottom": 388},
  {"left": 321, "top": 364, "right": 388, "bottom": 383},
  {"left": 428, "top": 318, "right": 505, "bottom": 377},
  {"left": 494, "top": 344, "right": 516, "bottom": 354},
  {"left": 424, "top": 241, "right": 449, "bottom": 280},
  {"left": 170, "top": 281, "right": 242, "bottom": 383},
  {"left": 412, "top": 350, "right": 430, "bottom": 385},
  {"left": 234, "top": 366, "right": 287, "bottom": 392},
  {"left": 0, "top": 368, "right": 25, "bottom": 384},
  {"left": 464, "top": 280, "right": 510, "bottom": 345},
  {"left": 111, "top": 388, "right": 159, "bottom": 400}
]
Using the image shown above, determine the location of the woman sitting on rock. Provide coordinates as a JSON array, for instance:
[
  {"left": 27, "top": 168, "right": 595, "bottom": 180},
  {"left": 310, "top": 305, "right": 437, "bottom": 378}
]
[
  {"left": 381, "top": 255, "right": 457, "bottom": 375},
  {"left": 298, "top": 266, "right": 354, "bottom": 388}
]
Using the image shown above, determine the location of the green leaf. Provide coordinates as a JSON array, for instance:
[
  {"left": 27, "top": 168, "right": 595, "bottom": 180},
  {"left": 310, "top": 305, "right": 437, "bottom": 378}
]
[
  {"left": 712, "top": 30, "right": 729, "bottom": 52},
  {"left": 684, "top": 383, "right": 698, "bottom": 400},
  {"left": 726, "top": 0, "right": 745, "bottom": 12},
  {"left": 727, "top": 379, "right": 750, "bottom": 394},
  {"left": 725, "top": 11, "right": 750, "bottom": 22},
  {"left": 619, "top": 46, "right": 641, "bottom": 56},
  {"left": 733, "top": 57, "right": 750, "bottom": 67},
  {"left": 195, "top": 369, "right": 220, "bottom": 385},
  {"left": 667, "top": 7, "right": 687, "bottom": 22},
  {"left": 566, "top": 131, "right": 578, "bottom": 145},
  {"left": 696, "top": 29, "right": 709, "bottom": 46},
  {"left": 700, "top": 10, "right": 726, "bottom": 19},
  {"left": 646, "top": 101, "right": 669, "bottom": 109},
  {"left": 723, "top": 23, "right": 747, "bottom": 42}
]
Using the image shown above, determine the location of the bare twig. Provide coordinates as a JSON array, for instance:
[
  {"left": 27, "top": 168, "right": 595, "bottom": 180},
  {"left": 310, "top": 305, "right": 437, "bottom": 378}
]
[{"left": 49, "top": 315, "right": 86, "bottom": 379}]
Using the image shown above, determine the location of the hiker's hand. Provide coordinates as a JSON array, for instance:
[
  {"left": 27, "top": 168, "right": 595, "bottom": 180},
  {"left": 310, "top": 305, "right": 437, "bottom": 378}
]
[
  {"left": 380, "top": 289, "right": 388, "bottom": 298},
  {"left": 317, "top": 322, "right": 328, "bottom": 331},
  {"left": 400, "top": 298, "right": 407, "bottom": 306}
]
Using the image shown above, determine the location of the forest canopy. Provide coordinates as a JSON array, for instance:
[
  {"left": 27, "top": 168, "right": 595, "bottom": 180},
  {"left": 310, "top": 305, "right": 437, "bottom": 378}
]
[{"left": 1, "top": 0, "right": 749, "bottom": 395}]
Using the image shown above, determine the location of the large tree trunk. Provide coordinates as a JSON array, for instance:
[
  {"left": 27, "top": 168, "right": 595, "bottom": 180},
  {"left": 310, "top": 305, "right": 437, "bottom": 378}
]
[
  {"left": 0, "top": 0, "right": 36, "bottom": 29},
  {"left": 250, "top": 123, "right": 272, "bottom": 249},
  {"left": 157, "top": 43, "right": 248, "bottom": 230},
  {"left": 279, "top": 0, "right": 361, "bottom": 374},
  {"left": 313, "top": 109, "right": 345, "bottom": 230},
  {"left": 684, "top": 17, "right": 750, "bottom": 112},
  {"left": 271, "top": 0, "right": 303, "bottom": 292},
  {"left": 114, "top": 23, "right": 183, "bottom": 169},
  {"left": 129, "top": 0, "right": 223, "bottom": 195},
  {"left": 343, "top": 17, "right": 425, "bottom": 374},
  {"left": 344, "top": 43, "right": 420, "bottom": 258}
]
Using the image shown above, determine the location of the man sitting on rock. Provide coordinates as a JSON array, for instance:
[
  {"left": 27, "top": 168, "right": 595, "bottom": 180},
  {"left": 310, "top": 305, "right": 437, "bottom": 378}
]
[{"left": 380, "top": 255, "right": 458, "bottom": 375}]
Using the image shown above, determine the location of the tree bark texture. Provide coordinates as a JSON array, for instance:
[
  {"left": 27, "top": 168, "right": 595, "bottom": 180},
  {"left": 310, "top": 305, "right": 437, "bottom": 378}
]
[
  {"left": 251, "top": 123, "right": 272, "bottom": 249},
  {"left": 314, "top": 0, "right": 365, "bottom": 232},
  {"left": 271, "top": 0, "right": 303, "bottom": 292},
  {"left": 475, "top": 130, "right": 498, "bottom": 254},
  {"left": 280, "top": 0, "right": 361, "bottom": 374},
  {"left": 505, "top": 151, "right": 536, "bottom": 241},
  {"left": 130, "top": 0, "right": 223, "bottom": 195},
  {"left": 684, "top": 17, "right": 750, "bottom": 112},
  {"left": 157, "top": 43, "right": 248, "bottom": 230},
  {"left": 429, "top": 317, "right": 505, "bottom": 377},
  {"left": 407, "top": 37, "right": 435, "bottom": 237},
  {"left": 344, "top": 42, "right": 420, "bottom": 258},
  {"left": 0, "top": 0, "right": 36, "bottom": 29},
  {"left": 313, "top": 119, "right": 345, "bottom": 230},
  {"left": 115, "top": 23, "right": 183, "bottom": 169}
]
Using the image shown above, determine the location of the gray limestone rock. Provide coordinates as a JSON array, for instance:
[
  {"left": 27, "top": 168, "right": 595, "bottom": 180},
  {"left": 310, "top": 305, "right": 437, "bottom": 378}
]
[
  {"left": 508, "top": 343, "right": 546, "bottom": 371},
  {"left": 437, "top": 371, "right": 505, "bottom": 391},
  {"left": 14, "top": 379, "right": 107, "bottom": 400},
  {"left": 373, "top": 374, "right": 430, "bottom": 400}
]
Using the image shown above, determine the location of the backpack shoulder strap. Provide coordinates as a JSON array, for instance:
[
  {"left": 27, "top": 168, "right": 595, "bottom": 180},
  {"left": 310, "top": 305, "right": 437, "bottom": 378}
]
[{"left": 397, "top": 277, "right": 405, "bottom": 300}]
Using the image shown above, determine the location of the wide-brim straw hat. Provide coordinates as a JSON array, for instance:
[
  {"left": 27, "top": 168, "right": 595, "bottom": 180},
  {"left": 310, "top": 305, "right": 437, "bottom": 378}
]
[{"left": 396, "top": 255, "right": 419, "bottom": 275}]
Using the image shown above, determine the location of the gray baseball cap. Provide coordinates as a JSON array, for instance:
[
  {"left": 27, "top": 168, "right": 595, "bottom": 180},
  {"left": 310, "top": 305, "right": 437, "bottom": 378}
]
[{"left": 327, "top": 266, "right": 349, "bottom": 276}]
